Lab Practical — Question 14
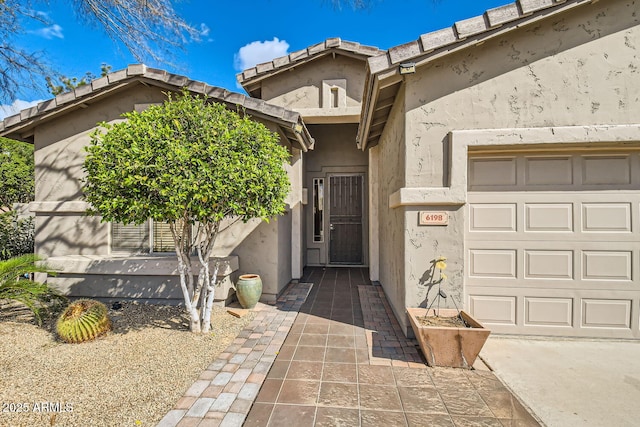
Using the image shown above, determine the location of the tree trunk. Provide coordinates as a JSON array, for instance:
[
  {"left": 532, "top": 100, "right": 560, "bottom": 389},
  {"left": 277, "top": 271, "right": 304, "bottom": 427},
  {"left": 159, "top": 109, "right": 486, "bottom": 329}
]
[
  {"left": 188, "top": 309, "right": 201, "bottom": 333},
  {"left": 201, "top": 260, "right": 219, "bottom": 333},
  {"left": 171, "top": 221, "right": 201, "bottom": 333},
  {"left": 198, "top": 223, "right": 219, "bottom": 334}
]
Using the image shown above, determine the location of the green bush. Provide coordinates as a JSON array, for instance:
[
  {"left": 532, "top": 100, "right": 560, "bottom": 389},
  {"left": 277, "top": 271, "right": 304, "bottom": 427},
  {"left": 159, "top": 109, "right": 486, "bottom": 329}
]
[
  {"left": 0, "top": 210, "right": 34, "bottom": 260},
  {"left": 0, "top": 254, "right": 63, "bottom": 324}
]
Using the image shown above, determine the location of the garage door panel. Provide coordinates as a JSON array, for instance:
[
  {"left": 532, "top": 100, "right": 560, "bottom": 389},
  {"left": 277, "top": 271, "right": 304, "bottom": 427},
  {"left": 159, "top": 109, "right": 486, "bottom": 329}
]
[
  {"left": 582, "top": 203, "right": 632, "bottom": 232},
  {"left": 582, "top": 156, "right": 631, "bottom": 185},
  {"left": 525, "top": 203, "right": 573, "bottom": 232},
  {"left": 467, "top": 288, "right": 640, "bottom": 338},
  {"left": 469, "top": 157, "right": 516, "bottom": 188},
  {"left": 467, "top": 152, "right": 640, "bottom": 338},
  {"left": 524, "top": 157, "right": 573, "bottom": 186},
  {"left": 468, "top": 249, "right": 517, "bottom": 278},
  {"left": 582, "top": 251, "right": 632, "bottom": 281},
  {"left": 469, "top": 201, "right": 639, "bottom": 242},
  {"left": 582, "top": 299, "right": 632, "bottom": 329},
  {"left": 524, "top": 297, "right": 573, "bottom": 327},
  {"left": 469, "top": 204, "right": 516, "bottom": 232},
  {"left": 468, "top": 295, "right": 516, "bottom": 325},
  {"left": 525, "top": 250, "right": 574, "bottom": 280}
]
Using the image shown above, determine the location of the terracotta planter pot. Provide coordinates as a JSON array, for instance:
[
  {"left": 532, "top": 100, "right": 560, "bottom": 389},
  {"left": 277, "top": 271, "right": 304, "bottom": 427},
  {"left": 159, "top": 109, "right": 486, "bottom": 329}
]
[
  {"left": 235, "top": 274, "right": 262, "bottom": 309},
  {"left": 407, "top": 307, "right": 490, "bottom": 369}
]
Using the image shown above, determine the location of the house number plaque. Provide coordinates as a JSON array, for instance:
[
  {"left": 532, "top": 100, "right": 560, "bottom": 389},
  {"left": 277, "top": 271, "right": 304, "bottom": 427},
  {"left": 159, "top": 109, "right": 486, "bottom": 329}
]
[{"left": 419, "top": 211, "right": 449, "bottom": 226}]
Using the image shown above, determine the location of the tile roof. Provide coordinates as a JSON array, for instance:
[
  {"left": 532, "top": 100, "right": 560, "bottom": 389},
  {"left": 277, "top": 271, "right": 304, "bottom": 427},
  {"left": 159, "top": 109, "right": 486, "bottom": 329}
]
[
  {"left": 236, "top": 37, "right": 385, "bottom": 91},
  {"left": 0, "top": 64, "right": 314, "bottom": 151},
  {"left": 368, "top": 0, "right": 580, "bottom": 74},
  {"left": 358, "top": 0, "right": 592, "bottom": 150}
]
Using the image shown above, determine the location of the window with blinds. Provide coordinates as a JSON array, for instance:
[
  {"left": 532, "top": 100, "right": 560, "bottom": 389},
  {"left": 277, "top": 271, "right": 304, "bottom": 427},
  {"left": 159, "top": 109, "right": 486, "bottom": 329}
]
[
  {"left": 152, "top": 222, "right": 175, "bottom": 252},
  {"left": 110, "top": 221, "right": 184, "bottom": 253},
  {"left": 111, "top": 222, "right": 150, "bottom": 253}
]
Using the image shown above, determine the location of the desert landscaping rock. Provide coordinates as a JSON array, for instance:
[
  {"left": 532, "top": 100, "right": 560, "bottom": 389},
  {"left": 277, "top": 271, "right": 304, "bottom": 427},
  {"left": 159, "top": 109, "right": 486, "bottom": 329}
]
[{"left": 0, "top": 301, "right": 254, "bottom": 427}]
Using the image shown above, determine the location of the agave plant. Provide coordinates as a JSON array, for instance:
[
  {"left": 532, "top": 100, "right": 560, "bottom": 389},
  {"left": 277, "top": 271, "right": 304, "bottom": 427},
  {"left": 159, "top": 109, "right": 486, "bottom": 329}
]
[
  {"left": 0, "top": 254, "right": 63, "bottom": 324},
  {"left": 56, "top": 299, "right": 112, "bottom": 343}
]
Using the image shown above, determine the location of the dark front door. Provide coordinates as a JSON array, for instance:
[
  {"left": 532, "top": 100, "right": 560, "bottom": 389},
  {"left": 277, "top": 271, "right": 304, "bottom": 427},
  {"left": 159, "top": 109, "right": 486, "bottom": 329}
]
[{"left": 329, "top": 175, "right": 363, "bottom": 264}]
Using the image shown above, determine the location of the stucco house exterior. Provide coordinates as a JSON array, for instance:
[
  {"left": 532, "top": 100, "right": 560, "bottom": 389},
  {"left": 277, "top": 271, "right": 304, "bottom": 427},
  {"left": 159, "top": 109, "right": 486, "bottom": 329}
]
[
  {"left": 0, "top": 68, "right": 314, "bottom": 304},
  {"left": 2, "top": 0, "right": 639, "bottom": 339}
]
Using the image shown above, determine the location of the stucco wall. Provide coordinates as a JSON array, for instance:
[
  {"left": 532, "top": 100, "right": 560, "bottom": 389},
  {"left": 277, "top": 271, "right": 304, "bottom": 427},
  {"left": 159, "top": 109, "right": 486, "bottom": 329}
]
[
  {"left": 375, "top": 86, "right": 406, "bottom": 324},
  {"left": 396, "top": 0, "right": 640, "bottom": 328},
  {"left": 29, "top": 83, "right": 297, "bottom": 303},
  {"left": 304, "top": 123, "right": 368, "bottom": 265},
  {"left": 261, "top": 55, "right": 368, "bottom": 108},
  {"left": 405, "top": 0, "right": 640, "bottom": 187},
  {"left": 33, "top": 85, "right": 167, "bottom": 257},
  {"left": 305, "top": 124, "right": 367, "bottom": 172}
]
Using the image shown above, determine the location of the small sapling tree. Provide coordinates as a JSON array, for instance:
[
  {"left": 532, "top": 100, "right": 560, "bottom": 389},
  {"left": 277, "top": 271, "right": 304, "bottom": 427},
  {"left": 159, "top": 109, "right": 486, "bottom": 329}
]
[{"left": 83, "top": 91, "right": 290, "bottom": 332}]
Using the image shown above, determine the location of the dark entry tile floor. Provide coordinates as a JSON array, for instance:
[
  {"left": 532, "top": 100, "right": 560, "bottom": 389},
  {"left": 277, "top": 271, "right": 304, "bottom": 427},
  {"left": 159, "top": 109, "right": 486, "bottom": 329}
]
[
  {"left": 158, "top": 267, "right": 540, "bottom": 427},
  {"left": 244, "top": 268, "right": 540, "bottom": 427}
]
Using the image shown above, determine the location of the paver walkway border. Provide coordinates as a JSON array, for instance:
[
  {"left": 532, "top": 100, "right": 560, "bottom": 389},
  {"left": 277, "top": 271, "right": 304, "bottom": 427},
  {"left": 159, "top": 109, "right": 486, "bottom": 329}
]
[
  {"left": 159, "top": 267, "right": 541, "bottom": 427},
  {"left": 156, "top": 282, "right": 313, "bottom": 427}
]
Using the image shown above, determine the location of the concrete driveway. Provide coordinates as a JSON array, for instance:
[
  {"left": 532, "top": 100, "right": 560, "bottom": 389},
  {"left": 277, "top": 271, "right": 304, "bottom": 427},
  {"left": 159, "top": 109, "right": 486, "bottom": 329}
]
[{"left": 480, "top": 336, "right": 640, "bottom": 427}]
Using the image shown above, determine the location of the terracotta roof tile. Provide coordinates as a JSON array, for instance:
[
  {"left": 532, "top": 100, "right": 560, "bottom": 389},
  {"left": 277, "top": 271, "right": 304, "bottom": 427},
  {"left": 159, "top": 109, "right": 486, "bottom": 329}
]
[
  {"left": 420, "top": 27, "right": 458, "bottom": 52},
  {"left": 520, "top": 0, "right": 560, "bottom": 14},
  {"left": 237, "top": 38, "right": 384, "bottom": 86},
  {"left": 127, "top": 63, "right": 146, "bottom": 75},
  {"left": 74, "top": 84, "right": 93, "bottom": 98},
  {"left": 107, "top": 68, "right": 128, "bottom": 83},
  {"left": 486, "top": 3, "right": 521, "bottom": 27},
  {"left": 55, "top": 91, "right": 75, "bottom": 105},
  {"left": 20, "top": 106, "right": 37, "bottom": 121},
  {"left": 455, "top": 15, "right": 489, "bottom": 38},
  {"left": 1, "top": 64, "right": 314, "bottom": 151},
  {"left": 205, "top": 86, "right": 228, "bottom": 99},
  {"left": 359, "top": 0, "right": 581, "bottom": 150},
  {"left": 36, "top": 99, "right": 57, "bottom": 114},
  {"left": 388, "top": 41, "right": 422, "bottom": 65},
  {"left": 91, "top": 76, "right": 110, "bottom": 90},
  {"left": 368, "top": 0, "right": 573, "bottom": 74}
]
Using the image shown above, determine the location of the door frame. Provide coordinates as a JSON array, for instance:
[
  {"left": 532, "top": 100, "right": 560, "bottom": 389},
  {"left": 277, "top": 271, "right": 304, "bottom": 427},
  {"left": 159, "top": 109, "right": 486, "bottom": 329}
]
[
  {"left": 327, "top": 172, "right": 366, "bottom": 265},
  {"left": 304, "top": 167, "right": 369, "bottom": 267}
]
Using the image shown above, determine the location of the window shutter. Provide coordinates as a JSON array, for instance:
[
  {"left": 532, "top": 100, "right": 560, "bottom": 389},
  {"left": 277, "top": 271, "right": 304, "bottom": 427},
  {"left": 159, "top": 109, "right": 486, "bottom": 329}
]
[
  {"left": 153, "top": 222, "right": 175, "bottom": 252},
  {"left": 111, "top": 222, "right": 150, "bottom": 253}
]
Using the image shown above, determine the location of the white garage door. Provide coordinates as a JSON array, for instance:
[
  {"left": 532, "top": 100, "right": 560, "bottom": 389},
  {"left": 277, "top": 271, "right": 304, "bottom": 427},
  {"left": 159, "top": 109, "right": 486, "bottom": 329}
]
[{"left": 466, "top": 151, "right": 640, "bottom": 338}]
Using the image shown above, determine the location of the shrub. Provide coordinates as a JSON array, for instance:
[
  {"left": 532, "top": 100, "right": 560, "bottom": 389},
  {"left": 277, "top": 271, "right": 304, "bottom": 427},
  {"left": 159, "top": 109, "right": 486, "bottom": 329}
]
[
  {"left": 0, "top": 210, "right": 34, "bottom": 260},
  {"left": 0, "top": 254, "right": 63, "bottom": 324}
]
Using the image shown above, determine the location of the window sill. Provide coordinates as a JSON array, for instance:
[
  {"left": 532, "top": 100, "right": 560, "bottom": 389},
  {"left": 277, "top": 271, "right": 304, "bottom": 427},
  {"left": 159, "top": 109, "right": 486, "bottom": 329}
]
[{"left": 44, "top": 254, "right": 239, "bottom": 276}]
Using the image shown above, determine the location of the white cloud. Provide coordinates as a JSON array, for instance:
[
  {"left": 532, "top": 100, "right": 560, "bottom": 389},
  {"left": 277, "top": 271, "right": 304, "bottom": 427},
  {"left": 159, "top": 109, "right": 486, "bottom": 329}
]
[
  {"left": 0, "top": 99, "right": 45, "bottom": 120},
  {"left": 199, "top": 23, "right": 210, "bottom": 37},
  {"left": 190, "top": 23, "right": 212, "bottom": 42},
  {"left": 234, "top": 38, "right": 289, "bottom": 71},
  {"left": 31, "top": 24, "right": 64, "bottom": 39}
]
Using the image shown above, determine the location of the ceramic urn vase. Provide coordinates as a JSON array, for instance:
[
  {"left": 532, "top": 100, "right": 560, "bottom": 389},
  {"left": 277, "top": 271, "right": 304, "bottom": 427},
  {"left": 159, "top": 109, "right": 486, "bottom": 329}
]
[{"left": 236, "top": 274, "right": 262, "bottom": 309}]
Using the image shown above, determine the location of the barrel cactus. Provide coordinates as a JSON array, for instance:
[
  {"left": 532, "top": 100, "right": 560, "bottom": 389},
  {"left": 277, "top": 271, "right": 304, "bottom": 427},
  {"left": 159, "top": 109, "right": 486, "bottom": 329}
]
[{"left": 56, "top": 299, "right": 112, "bottom": 343}]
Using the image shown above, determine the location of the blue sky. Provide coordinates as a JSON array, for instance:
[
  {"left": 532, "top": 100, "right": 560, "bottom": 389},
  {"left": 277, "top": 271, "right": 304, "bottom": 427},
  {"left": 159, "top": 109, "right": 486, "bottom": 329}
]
[{"left": 1, "top": 0, "right": 509, "bottom": 118}]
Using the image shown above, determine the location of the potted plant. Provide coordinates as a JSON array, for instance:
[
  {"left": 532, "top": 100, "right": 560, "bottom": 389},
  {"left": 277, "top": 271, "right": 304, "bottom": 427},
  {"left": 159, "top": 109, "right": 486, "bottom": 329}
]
[{"left": 407, "top": 257, "right": 490, "bottom": 369}]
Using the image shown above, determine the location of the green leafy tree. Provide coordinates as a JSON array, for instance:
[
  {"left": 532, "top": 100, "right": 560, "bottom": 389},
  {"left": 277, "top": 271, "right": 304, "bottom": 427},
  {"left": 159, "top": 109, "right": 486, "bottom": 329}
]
[
  {"left": 0, "top": 136, "right": 34, "bottom": 207},
  {"left": 0, "top": 254, "right": 63, "bottom": 324},
  {"left": 83, "top": 91, "right": 291, "bottom": 333},
  {"left": 45, "top": 63, "right": 112, "bottom": 96}
]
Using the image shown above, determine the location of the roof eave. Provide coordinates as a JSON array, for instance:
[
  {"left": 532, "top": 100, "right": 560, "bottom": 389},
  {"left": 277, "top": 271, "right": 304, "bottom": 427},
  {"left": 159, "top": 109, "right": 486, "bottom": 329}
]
[
  {"left": 357, "top": 0, "right": 593, "bottom": 149},
  {"left": 0, "top": 65, "right": 313, "bottom": 151},
  {"left": 236, "top": 38, "right": 385, "bottom": 91}
]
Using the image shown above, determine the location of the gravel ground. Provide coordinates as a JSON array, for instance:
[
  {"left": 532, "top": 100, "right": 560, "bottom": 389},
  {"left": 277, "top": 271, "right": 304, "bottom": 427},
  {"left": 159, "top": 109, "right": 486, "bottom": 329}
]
[{"left": 0, "top": 300, "right": 255, "bottom": 427}]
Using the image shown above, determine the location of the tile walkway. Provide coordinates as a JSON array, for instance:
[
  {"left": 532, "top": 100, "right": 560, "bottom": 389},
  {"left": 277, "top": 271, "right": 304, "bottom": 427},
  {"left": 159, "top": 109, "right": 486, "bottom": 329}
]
[{"left": 158, "top": 267, "right": 541, "bottom": 427}]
